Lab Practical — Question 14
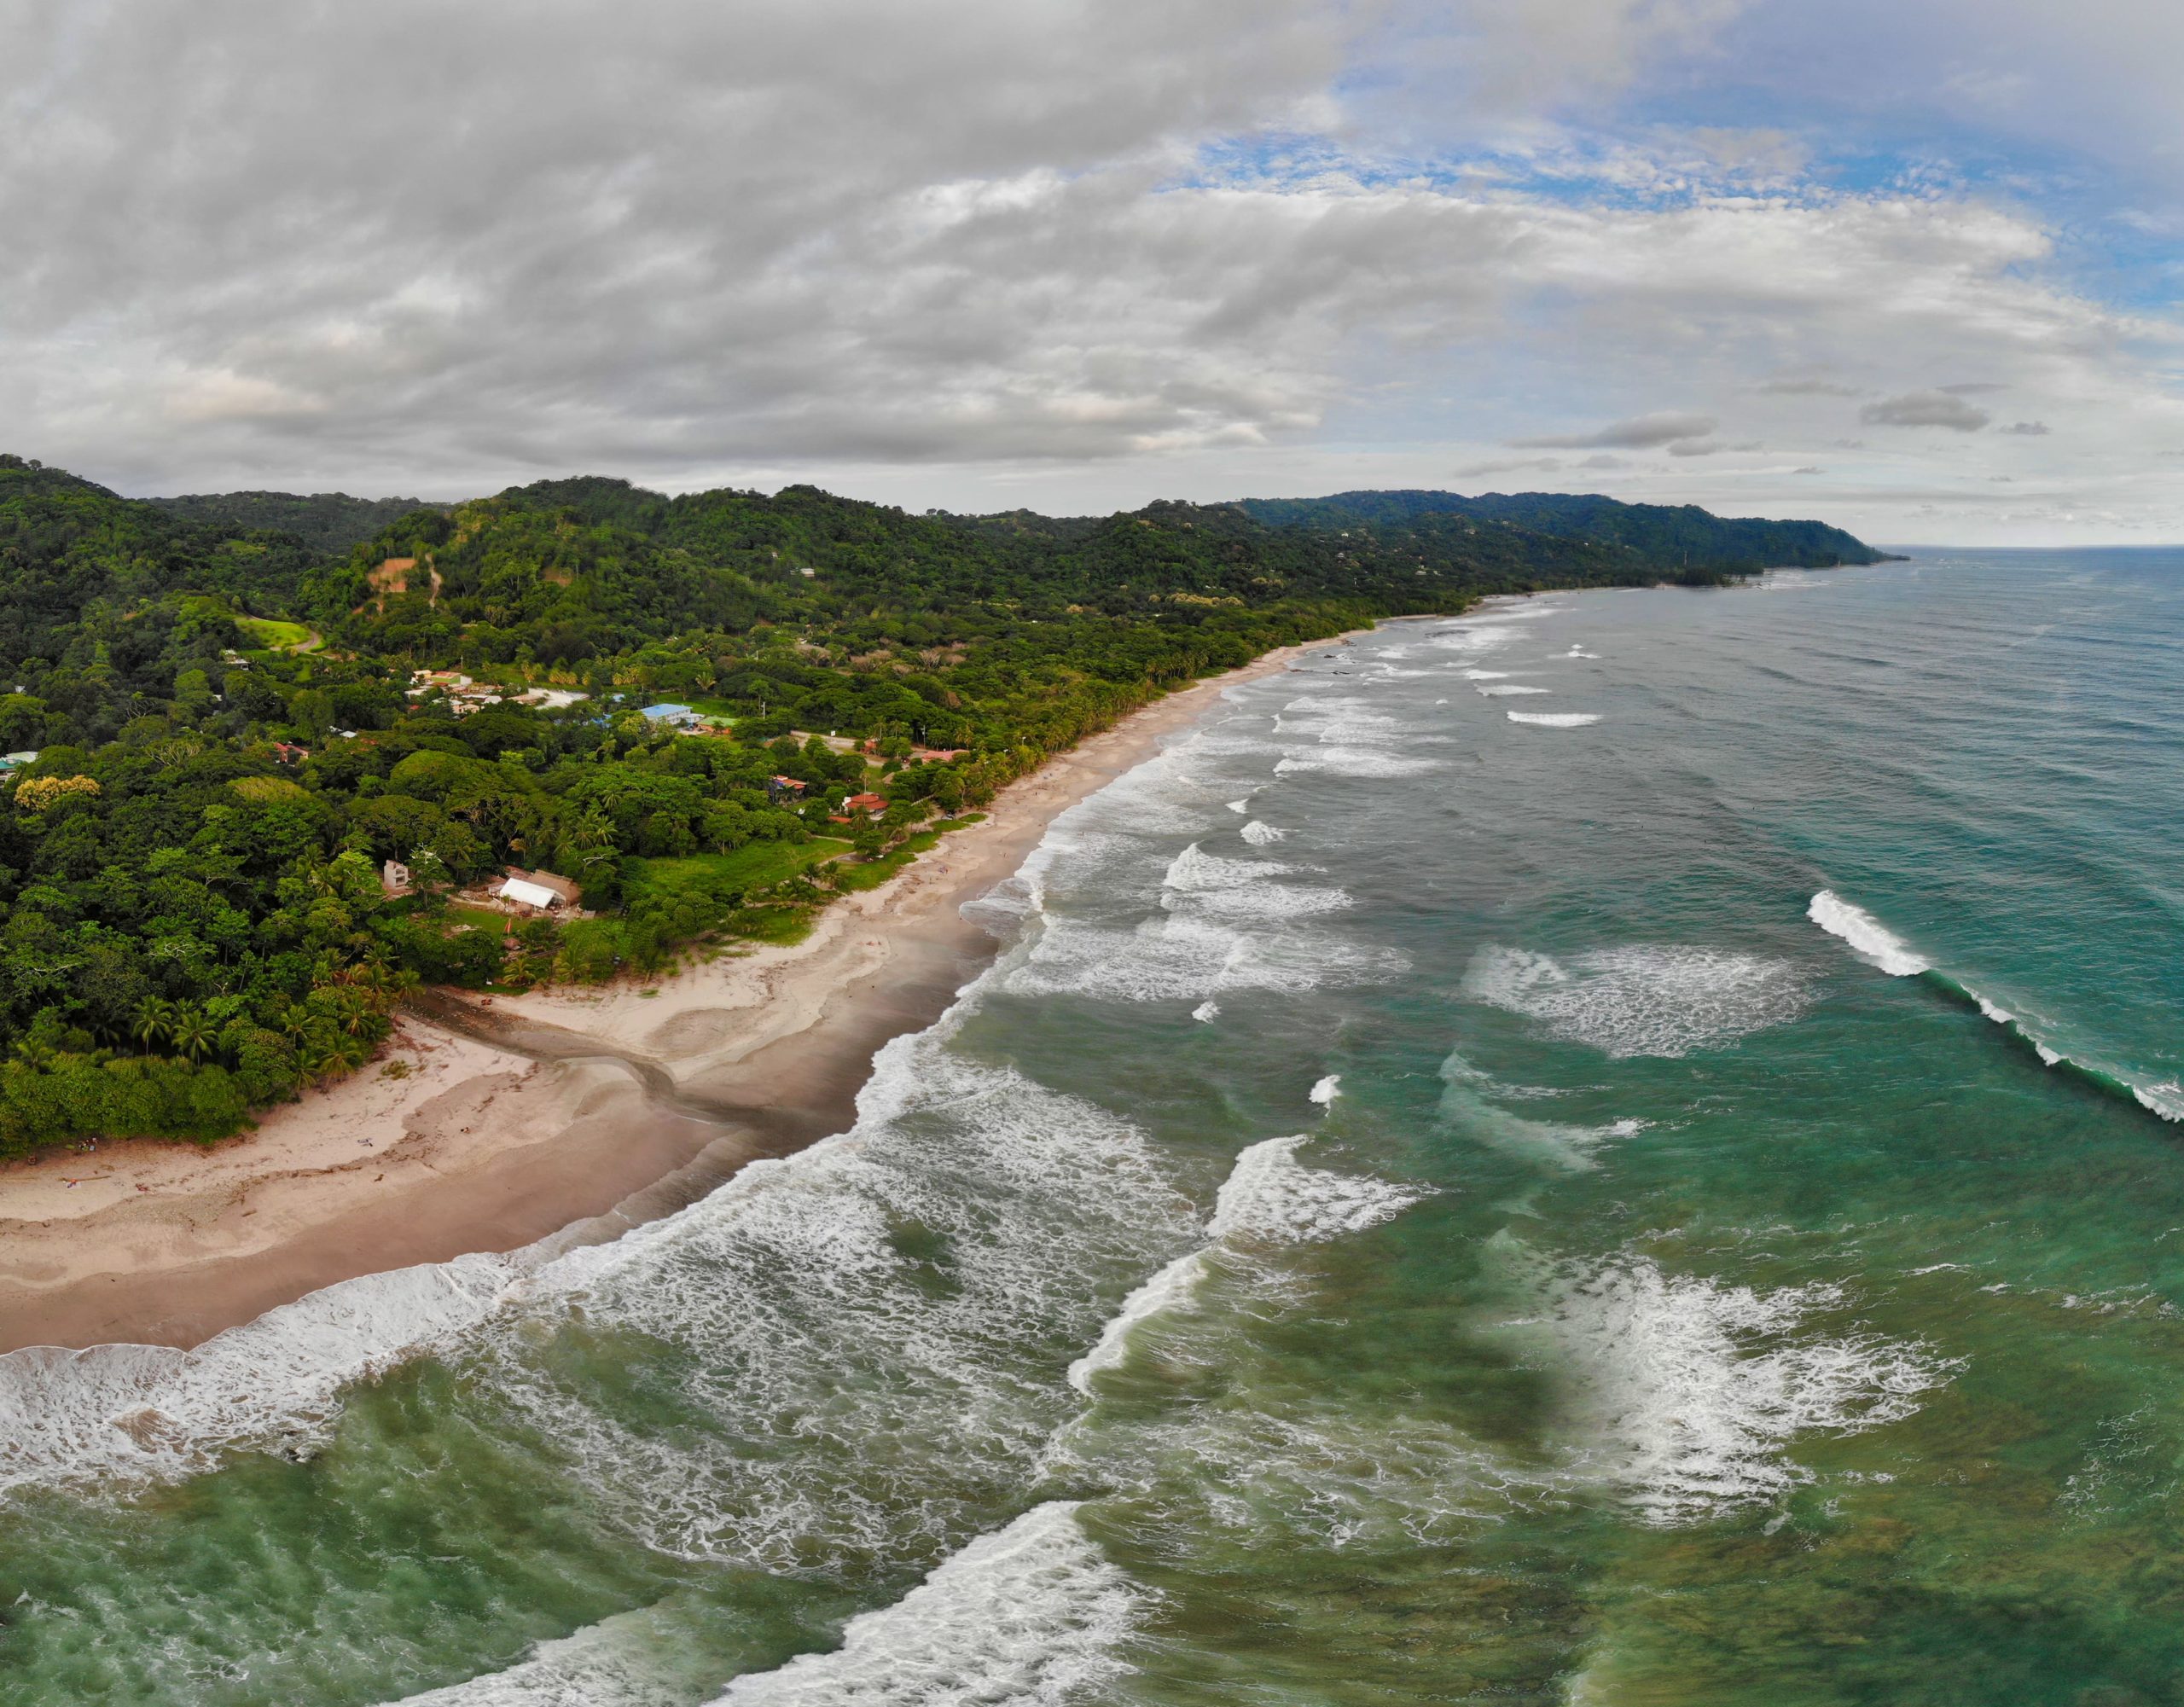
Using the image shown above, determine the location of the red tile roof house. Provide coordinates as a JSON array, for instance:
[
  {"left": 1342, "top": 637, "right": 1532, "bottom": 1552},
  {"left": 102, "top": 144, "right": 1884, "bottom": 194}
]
[
  {"left": 766, "top": 775, "right": 809, "bottom": 802},
  {"left": 844, "top": 793, "right": 887, "bottom": 816}
]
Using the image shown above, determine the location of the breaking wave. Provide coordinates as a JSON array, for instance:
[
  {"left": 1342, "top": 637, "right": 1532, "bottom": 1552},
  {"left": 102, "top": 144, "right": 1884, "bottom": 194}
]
[
  {"left": 1068, "top": 1135, "right": 1421, "bottom": 1392},
  {"left": 1476, "top": 684, "right": 1551, "bottom": 697},
  {"left": 0, "top": 1255, "right": 521, "bottom": 1496},
  {"left": 1808, "top": 890, "right": 1929, "bottom": 976},
  {"left": 1275, "top": 746, "right": 1439, "bottom": 778},
  {"left": 711, "top": 1503, "right": 1147, "bottom": 1706},
  {"left": 1806, "top": 891, "right": 2184, "bottom": 1123},
  {"left": 1506, "top": 711, "right": 1600, "bottom": 728}
]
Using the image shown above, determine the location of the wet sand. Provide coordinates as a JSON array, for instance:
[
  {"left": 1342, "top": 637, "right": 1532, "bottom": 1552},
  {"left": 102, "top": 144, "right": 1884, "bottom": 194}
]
[{"left": 0, "top": 636, "right": 1342, "bottom": 1353}]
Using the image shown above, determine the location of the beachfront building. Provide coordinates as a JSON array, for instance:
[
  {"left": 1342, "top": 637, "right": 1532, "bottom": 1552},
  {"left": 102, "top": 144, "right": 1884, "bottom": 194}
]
[
  {"left": 495, "top": 868, "right": 581, "bottom": 912},
  {"left": 0, "top": 750, "right": 38, "bottom": 773},
  {"left": 844, "top": 792, "right": 888, "bottom": 817},
  {"left": 766, "top": 775, "right": 809, "bottom": 803},
  {"left": 640, "top": 702, "right": 702, "bottom": 729},
  {"left": 381, "top": 858, "right": 412, "bottom": 897}
]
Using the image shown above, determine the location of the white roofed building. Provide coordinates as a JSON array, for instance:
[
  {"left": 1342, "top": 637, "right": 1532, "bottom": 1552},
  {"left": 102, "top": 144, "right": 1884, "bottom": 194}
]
[{"left": 497, "top": 876, "right": 565, "bottom": 911}]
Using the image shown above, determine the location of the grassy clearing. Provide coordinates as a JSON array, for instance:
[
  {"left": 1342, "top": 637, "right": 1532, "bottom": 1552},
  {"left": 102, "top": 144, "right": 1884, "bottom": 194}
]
[
  {"left": 827, "top": 813, "right": 985, "bottom": 891},
  {"left": 624, "top": 838, "right": 851, "bottom": 902},
  {"left": 235, "top": 616, "right": 314, "bottom": 649},
  {"left": 449, "top": 903, "right": 508, "bottom": 933},
  {"left": 723, "top": 904, "right": 815, "bottom": 945}
]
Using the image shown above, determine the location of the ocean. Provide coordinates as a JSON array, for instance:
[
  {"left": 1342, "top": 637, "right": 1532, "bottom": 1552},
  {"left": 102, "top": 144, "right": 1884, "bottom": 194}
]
[{"left": 6, "top": 549, "right": 2184, "bottom": 1704}]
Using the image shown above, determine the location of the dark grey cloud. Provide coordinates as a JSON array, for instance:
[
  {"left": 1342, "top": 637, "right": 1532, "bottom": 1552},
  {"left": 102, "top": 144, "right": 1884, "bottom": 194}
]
[
  {"left": 2000, "top": 420, "right": 2052, "bottom": 435},
  {"left": 1860, "top": 391, "right": 1991, "bottom": 431}
]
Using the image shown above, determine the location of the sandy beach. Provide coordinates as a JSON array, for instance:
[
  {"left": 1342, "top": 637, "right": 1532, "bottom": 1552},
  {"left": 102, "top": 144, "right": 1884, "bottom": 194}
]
[{"left": 0, "top": 636, "right": 1342, "bottom": 1354}]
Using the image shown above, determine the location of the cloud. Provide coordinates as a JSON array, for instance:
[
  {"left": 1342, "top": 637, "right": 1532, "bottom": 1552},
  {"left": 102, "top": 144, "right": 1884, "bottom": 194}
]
[
  {"left": 1999, "top": 420, "right": 2052, "bottom": 435},
  {"left": 1761, "top": 377, "right": 1862, "bottom": 397},
  {"left": 1859, "top": 392, "right": 1993, "bottom": 431},
  {"left": 0, "top": 0, "right": 2180, "bottom": 540},
  {"left": 1511, "top": 410, "right": 1718, "bottom": 449},
  {"left": 1454, "top": 456, "right": 1567, "bottom": 477},
  {"left": 1938, "top": 380, "right": 2008, "bottom": 394}
]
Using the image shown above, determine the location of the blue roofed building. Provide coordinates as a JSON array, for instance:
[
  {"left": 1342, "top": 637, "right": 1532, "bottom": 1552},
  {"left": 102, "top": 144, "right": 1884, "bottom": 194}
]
[{"left": 639, "top": 702, "right": 701, "bottom": 729}]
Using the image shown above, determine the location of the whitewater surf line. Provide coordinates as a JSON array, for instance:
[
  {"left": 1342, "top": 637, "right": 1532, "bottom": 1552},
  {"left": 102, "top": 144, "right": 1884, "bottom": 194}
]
[{"left": 1808, "top": 889, "right": 2183, "bottom": 1123}]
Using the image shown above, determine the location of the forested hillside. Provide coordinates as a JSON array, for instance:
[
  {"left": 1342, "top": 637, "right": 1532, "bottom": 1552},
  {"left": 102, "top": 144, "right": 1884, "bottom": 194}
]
[
  {"left": 146, "top": 491, "right": 437, "bottom": 555},
  {"left": 1234, "top": 489, "right": 1883, "bottom": 572},
  {"left": 0, "top": 450, "right": 1883, "bottom": 1153}
]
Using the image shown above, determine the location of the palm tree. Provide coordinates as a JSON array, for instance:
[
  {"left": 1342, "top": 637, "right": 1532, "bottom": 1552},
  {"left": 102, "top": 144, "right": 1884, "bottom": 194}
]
[
  {"left": 168, "top": 1007, "right": 215, "bottom": 1063},
  {"left": 132, "top": 996, "right": 175, "bottom": 1051}
]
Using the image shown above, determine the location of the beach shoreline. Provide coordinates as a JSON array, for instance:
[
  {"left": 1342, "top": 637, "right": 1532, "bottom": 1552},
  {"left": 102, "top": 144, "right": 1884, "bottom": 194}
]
[{"left": 0, "top": 633, "right": 1347, "bottom": 1355}]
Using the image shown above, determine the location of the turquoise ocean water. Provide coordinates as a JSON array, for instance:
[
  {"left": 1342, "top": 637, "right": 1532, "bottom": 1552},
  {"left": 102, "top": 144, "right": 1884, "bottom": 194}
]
[{"left": 6, "top": 549, "right": 2184, "bottom": 1704}]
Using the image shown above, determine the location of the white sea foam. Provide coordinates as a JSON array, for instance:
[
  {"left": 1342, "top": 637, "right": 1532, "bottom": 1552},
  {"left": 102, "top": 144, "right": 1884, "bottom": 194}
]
[
  {"left": 712, "top": 1503, "right": 1148, "bottom": 1706},
  {"left": 1205, "top": 1135, "right": 1417, "bottom": 1245},
  {"left": 506, "top": 1035, "right": 1197, "bottom": 1566},
  {"left": 0, "top": 1253, "right": 521, "bottom": 1495},
  {"left": 1807, "top": 891, "right": 1930, "bottom": 977},
  {"left": 1436, "top": 1054, "right": 1642, "bottom": 1174},
  {"left": 1240, "top": 820, "right": 1287, "bottom": 846},
  {"left": 1275, "top": 706, "right": 1405, "bottom": 744},
  {"left": 1014, "top": 913, "right": 1405, "bottom": 1003},
  {"left": 1477, "top": 684, "right": 1551, "bottom": 697},
  {"left": 1226, "top": 798, "right": 1250, "bottom": 813},
  {"left": 1506, "top": 711, "right": 1600, "bottom": 728},
  {"left": 1461, "top": 669, "right": 1510, "bottom": 680},
  {"left": 384, "top": 1600, "right": 708, "bottom": 1706},
  {"left": 1429, "top": 626, "right": 1517, "bottom": 658},
  {"left": 1464, "top": 944, "right": 1809, "bottom": 1058},
  {"left": 1275, "top": 746, "right": 1439, "bottom": 777},
  {"left": 1500, "top": 1240, "right": 1955, "bottom": 1525},
  {"left": 1159, "top": 842, "right": 1350, "bottom": 921},
  {"left": 1309, "top": 1073, "right": 1341, "bottom": 1106},
  {"left": 1191, "top": 1000, "right": 1220, "bottom": 1023}
]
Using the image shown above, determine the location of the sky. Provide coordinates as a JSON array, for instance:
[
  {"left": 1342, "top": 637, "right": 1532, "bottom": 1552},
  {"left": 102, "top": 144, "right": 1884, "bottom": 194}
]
[{"left": 6, "top": 0, "right": 2184, "bottom": 543}]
